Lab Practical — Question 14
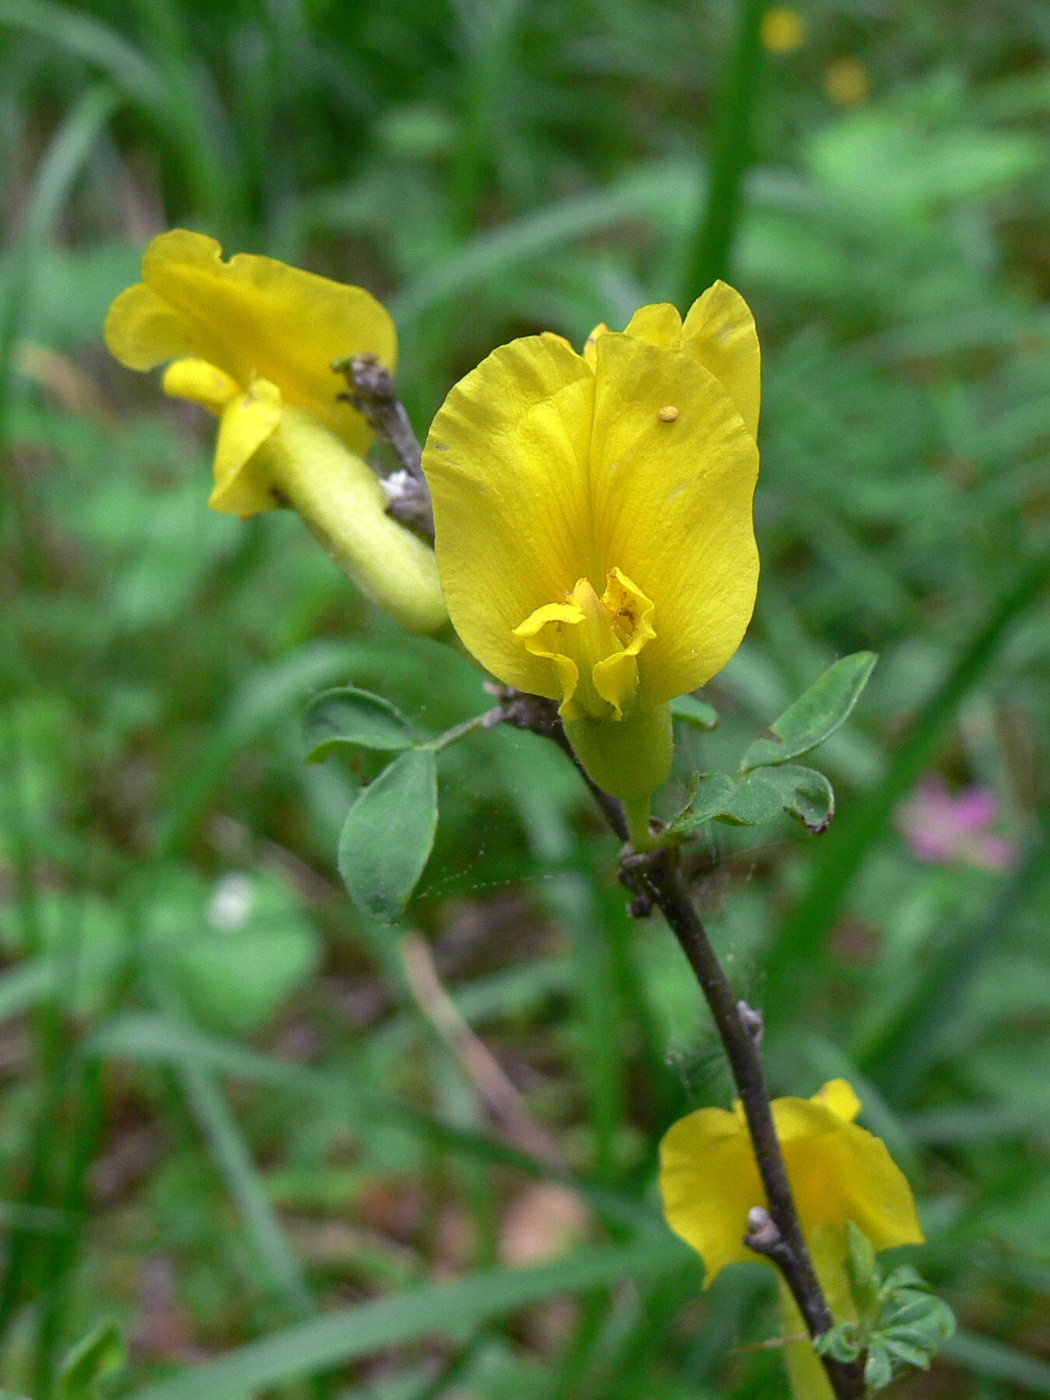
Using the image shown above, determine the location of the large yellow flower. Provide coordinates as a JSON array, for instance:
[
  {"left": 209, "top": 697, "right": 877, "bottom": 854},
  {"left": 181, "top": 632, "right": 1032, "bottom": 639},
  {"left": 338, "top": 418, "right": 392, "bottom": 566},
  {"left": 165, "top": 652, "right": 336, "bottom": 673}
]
[
  {"left": 105, "top": 230, "right": 446, "bottom": 635},
  {"left": 421, "top": 283, "right": 760, "bottom": 809},
  {"left": 660, "top": 1079, "right": 924, "bottom": 1399}
]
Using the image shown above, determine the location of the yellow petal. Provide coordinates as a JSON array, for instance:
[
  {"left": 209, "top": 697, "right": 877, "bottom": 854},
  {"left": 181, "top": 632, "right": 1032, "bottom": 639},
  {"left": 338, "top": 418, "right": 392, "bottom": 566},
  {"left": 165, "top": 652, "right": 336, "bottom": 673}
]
[
  {"left": 681, "top": 281, "right": 761, "bottom": 439},
  {"left": 105, "top": 229, "right": 397, "bottom": 456},
  {"left": 106, "top": 282, "right": 205, "bottom": 370},
  {"left": 811, "top": 1078, "right": 861, "bottom": 1123},
  {"left": 582, "top": 321, "right": 610, "bottom": 368},
  {"left": 658, "top": 1105, "right": 760, "bottom": 1285},
  {"left": 162, "top": 358, "right": 241, "bottom": 414},
  {"left": 660, "top": 1081, "right": 923, "bottom": 1289},
  {"left": 209, "top": 379, "right": 284, "bottom": 516},
  {"left": 781, "top": 1109, "right": 924, "bottom": 1254},
  {"left": 422, "top": 333, "right": 595, "bottom": 697},
  {"left": 588, "top": 332, "right": 759, "bottom": 704},
  {"left": 622, "top": 302, "right": 683, "bottom": 349}
]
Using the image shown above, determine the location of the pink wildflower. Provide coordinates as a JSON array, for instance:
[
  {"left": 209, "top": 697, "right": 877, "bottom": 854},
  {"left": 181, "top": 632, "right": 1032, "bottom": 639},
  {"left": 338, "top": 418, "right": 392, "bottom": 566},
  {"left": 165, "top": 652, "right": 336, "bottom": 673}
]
[{"left": 896, "top": 778, "right": 1017, "bottom": 871}]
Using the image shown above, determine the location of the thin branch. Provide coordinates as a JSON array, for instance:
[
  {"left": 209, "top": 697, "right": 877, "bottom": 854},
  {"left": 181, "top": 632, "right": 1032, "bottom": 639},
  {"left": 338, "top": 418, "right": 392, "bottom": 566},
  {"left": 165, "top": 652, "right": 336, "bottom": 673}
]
[
  {"left": 333, "top": 354, "right": 435, "bottom": 541},
  {"left": 619, "top": 848, "right": 866, "bottom": 1400},
  {"left": 493, "top": 687, "right": 867, "bottom": 1400}
]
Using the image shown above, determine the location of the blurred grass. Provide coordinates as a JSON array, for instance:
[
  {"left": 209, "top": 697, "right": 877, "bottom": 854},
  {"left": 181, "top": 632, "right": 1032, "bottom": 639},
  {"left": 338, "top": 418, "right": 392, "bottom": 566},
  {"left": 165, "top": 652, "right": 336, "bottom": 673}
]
[{"left": 2, "top": 1, "right": 1050, "bottom": 1397}]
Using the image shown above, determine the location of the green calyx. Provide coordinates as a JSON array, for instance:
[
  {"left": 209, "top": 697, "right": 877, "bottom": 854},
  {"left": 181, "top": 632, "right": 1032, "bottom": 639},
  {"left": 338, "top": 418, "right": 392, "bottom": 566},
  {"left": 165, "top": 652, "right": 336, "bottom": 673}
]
[{"left": 562, "top": 700, "right": 673, "bottom": 806}]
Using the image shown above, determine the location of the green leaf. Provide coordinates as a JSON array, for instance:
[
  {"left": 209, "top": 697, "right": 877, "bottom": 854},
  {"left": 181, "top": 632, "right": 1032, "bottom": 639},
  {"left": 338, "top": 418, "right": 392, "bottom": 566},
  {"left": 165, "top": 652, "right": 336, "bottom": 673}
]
[
  {"left": 304, "top": 685, "right": 416, "bottom": 761},
  {"left": 775, "top": 765, "right": 836, "bottom": 833},
  {"left": 864, "top": 1341, "right": 894, "bottom": 1390},
  {"left": 338, "top": 749, "right": 438, "bottom": 922},
  {"left": 669, "top": 765, "right": 834, "bottom": 835},
  {"left": 144, "top": 873, "right": 321, "bottom": 1034},
  {"left": 881, "top": 1336, "right": 933, "bottom": 1369},
  {"left": 121, "top": 1238, "right": 692, "bottom": 1400},
  {"left": 739, "top": 652, "right": 877, "bottom": 772},
  {"left": 815, "top": 1323, "right": 862, "bottom": 1364},
  {"left": 670, "top": 694, "right": 719, "bottom": 731},
  {"left": 55, "top": 1320, "right": 125, "bottom": 1400}
]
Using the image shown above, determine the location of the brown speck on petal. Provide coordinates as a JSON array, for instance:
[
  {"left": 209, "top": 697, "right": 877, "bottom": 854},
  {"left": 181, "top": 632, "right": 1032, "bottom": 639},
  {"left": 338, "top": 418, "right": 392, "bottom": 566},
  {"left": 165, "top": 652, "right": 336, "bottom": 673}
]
[{"left": 659, "top": 405, "right": 679, "bottom": 422}]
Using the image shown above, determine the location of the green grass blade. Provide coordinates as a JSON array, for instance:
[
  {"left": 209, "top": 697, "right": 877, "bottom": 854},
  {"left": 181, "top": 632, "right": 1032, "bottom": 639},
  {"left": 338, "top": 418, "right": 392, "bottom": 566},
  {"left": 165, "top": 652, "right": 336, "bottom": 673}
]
[
  {"left": 680, "top": 0, "right": 767, "bottom": 299},
  {"left": 763, "top": 548, "right": 1050, "bottom": 1023},
  {"left": 859, "top": 804, "right": 1050, "bottom": 1100},
  {"left": 0, "top": 0, "right": 162, "bottom": 107},
  {"left": 944, "top": 1330, "right": 1050, "bottom": 1393},
  {"left": 84, "top": 1012, "right": 659, "bottom": 1233},
  {"left": 123, "top": 1236, "right": 691, "bottom": 1400},
  {"left": 386, "top": 162, "right": 698, "bottom": 326},
  {"left": 177, "top": 1059, "right": 315, "bottom": 1318},
  {"left": 544, "top": 872, "right": 625, "bottom": 1180},
  {"left": 154, "top": 642, "right": 370, "bottom": 856},
  {"left": 0, "top": 82, "right": 120, "bottom": 450}
]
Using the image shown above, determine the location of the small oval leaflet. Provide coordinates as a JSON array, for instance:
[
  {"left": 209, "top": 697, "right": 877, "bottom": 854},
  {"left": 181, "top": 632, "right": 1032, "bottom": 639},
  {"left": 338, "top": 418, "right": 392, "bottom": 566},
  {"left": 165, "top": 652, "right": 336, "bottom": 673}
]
[
  {"left": 669, "top": 764, "right": 834, "bottom": 835},
  {"left": 670, "top": 694, "right": 719, "bottom": 731},
  {"left": 304, "top": 685, "right": 416, "bottom": 761},
  {"left": 739, "top": 651, "right": 877, "bottom": 773},
  {"left": 338, "top": 748, "right": 438, "bottom": 923}
]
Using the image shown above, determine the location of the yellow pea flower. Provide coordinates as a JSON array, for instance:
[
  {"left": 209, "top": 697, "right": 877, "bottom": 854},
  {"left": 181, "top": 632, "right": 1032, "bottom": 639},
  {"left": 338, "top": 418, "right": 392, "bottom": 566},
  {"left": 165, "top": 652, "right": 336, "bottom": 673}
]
[
  {"left": 660, "top": 1079, "right": 924, "bottom": 1399},
  {"left": 420, "top": 283, "right": 760, "bottom": 822},
  {"left": 105, "top": 230, "right": 447, "bottom": 635}
]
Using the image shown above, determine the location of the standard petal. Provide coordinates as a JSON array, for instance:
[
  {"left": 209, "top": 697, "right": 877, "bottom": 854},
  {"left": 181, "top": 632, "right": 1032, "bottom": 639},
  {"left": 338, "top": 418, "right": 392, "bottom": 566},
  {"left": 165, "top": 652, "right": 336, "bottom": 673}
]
[
  {"left": 659, "top": 1107, "right": 761, "bottom": 1284},
  {"left": 209, "top": 380, "right": 284, "bottom": 516},
  {"left": 113, "top": 230, "right": 397, "bottom": 455},
  {"left": 622, "top": 302, "right": 683, "bottom": 349},
  {"left": 422, "top": 333, "right": 595, "bottom": 696},
  {"left": 588, "top": 333, "right": 759, "bottom": 704},
  {"left": 811, "top": 1078, "right": 861, "bottom": 1124},
  {"left": 681, "top": 281, "right": 761, "bottom": 439},
  {"left": 779, "top": 1108, "right": 925, "bottom": 1253}
]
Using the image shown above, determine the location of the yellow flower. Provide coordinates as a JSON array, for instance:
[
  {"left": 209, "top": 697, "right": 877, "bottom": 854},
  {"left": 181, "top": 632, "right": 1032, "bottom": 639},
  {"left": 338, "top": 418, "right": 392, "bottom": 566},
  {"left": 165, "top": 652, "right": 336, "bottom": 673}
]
[
  {"left": 761, "top": 7, "right": 806, "bottom": 54},
  {"left": 825, "top": 57, "right": 869, "bottom": 107},
  {"left": 420, "top": 282, "right": 760, "bottom": 810},
  {"left": 105, "top": 230, "right": 447, "bottom": 635},
  {"left": 660, "top": 1080, "right": 924, "bottom": 1400}
]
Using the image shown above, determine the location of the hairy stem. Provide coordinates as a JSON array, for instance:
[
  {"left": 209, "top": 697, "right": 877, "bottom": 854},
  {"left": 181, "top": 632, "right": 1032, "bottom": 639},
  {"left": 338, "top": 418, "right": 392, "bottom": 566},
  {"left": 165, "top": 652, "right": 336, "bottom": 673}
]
[{"left": 333, "top": 354, "right": 435, "bottom": 541}]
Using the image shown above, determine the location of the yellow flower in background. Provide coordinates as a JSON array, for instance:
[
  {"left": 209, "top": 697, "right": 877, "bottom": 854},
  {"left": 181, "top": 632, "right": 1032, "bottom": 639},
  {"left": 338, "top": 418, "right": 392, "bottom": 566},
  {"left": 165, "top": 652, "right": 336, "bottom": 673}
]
[
  {"left": 105, "top": 230, "right": 447, "bottom": 635},
  {"left": 421, "top": 282, "right": 760, "bottom": 811},
  {"left": 660, "top": 1079, "right": 924, "bottom": 1400},
  {"left": 825, "top": 57, "right": 869, "bottom": 107},
  {"left": 761, "top": 7, "right": 806, "bottom": 54}
]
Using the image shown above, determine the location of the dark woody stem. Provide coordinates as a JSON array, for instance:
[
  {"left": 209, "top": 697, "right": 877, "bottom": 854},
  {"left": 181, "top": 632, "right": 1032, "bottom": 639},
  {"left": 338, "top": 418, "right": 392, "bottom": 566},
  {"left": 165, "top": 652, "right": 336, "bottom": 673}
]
[
  {"left": 347, "top": 364, "right": 863, "bottom": 1393},
  {"left": 333, "top": 354, "right": 435, "bottom": 542},
  {"left": 499, "top": 692, "right": 866, "bottom": 1400}
]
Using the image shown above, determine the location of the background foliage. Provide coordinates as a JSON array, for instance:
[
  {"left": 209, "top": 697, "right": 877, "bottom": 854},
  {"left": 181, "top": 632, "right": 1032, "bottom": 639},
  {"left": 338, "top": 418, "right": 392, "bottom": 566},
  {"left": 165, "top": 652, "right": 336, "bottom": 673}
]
[{"left": 2, "top": 0, "right": 1050, "bottom": 1395}]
